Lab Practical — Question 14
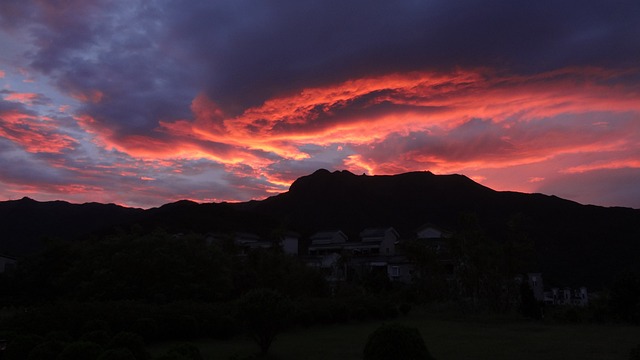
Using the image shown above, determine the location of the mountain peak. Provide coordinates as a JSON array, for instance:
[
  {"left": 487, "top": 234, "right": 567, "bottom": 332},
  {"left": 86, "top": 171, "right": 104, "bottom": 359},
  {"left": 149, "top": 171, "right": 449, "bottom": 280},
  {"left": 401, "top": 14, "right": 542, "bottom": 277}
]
[
  {"left": 289, "top": 169, "right": 358, "bottom": 192},
  {"left": 288, "top": 169, "right": 484, "bottom": 195}
]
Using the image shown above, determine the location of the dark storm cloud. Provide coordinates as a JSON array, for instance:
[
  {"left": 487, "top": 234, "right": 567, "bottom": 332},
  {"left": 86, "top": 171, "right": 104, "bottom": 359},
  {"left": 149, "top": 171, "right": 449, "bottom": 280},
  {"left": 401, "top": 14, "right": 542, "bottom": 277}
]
[
  {"left": 5, "top": 0, "right": 639, "bottom": 134},
  {"left": 1, "top": 1, "right": 197, "bottom": 136},
  {"left": 164, "top": 0, "right": 640, "bottom": 112}
]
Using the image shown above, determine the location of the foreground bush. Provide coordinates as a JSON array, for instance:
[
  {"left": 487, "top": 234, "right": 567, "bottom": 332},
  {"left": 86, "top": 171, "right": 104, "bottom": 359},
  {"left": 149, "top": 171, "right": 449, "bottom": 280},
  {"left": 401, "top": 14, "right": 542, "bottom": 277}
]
[
  {"left": 57, "top": 341, "right": 103, "bottom": 360},
  {"left": 107, "top": 332, "right": 150, "bottom": 360},
  {"left": 363, "top": 323, "right": 434, "bottom": 360},
  {"left": 97, "top": 348, "right": 137, "bottom": 360},
  {"left": 26, "top": 340, "right": 64, "bottom": 360},
  {"left": 158, "top": 343, "right": 203, "bottom": 360},
  {"left": 4, "top": 334, "right": 43, "bottom": 360}
]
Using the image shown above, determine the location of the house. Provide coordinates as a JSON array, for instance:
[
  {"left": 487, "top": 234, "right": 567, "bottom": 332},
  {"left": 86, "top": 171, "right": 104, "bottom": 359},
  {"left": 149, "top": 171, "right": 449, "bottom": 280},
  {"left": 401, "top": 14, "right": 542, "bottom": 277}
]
[
  {"left": 338, "top": 227, "right": 405, "bottom": 283},
  {"left": 415, "top": 223, "right": 453, "bottom": 255},
  {"left": 404, "top": 223, "right": 456, "bottom": 278},
  {"left": 545, "top": 286, "right": 589, "bottom": 306},
  {"left": 527, "top": 273, "right": 545, "bottom": 302},
  {"left": 0, "top": 254, "right": 16, "bottom": 273},
  {"left": 386, "top": 256, "right": 415, "bottom": 283},
  {"left": 344, "top": 227, "right": 399, "bottom": 256},
  {"left": 514, "top": 273, "right": 545, "bottom": 302},
  {"left": 305, "top": 231, "right": 349, "bottom": 282},
  {"left": 308, "top": 230, "right": 348, "bottom": 256},
  {"left": 281, "top": 231, "right": 300, "bottom": 256},
  {"left": 204, "top": 232, "right": 229, "bottom": 246},
  {"left": 233, "top": 232, "right": 272, "bottom": 254},
  {"left": 306, "top": 228, "right": 402, "bottom": 283}
]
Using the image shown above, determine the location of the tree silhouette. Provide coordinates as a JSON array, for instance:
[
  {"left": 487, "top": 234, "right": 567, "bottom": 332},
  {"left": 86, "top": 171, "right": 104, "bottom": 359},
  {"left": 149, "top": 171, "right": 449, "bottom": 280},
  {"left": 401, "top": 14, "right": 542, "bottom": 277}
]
[{"left": 237, "top": 288, "right": 291, "bottom": 356}]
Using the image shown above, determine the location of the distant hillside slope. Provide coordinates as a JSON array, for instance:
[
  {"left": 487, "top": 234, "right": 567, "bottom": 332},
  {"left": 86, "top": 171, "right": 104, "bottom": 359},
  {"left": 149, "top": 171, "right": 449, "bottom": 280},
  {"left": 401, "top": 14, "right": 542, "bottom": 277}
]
[
  {"left": 0, "top": 198, "right": 276, "bottom": 258},
  {"left": 0, "top": 197, "right": 145, "bottom": 256},
  {"left": 243, "top": 169, "right": 640, "bottom": 288},
  {"left": 1, "top": 169, "right": 639, "bottom": 289}
]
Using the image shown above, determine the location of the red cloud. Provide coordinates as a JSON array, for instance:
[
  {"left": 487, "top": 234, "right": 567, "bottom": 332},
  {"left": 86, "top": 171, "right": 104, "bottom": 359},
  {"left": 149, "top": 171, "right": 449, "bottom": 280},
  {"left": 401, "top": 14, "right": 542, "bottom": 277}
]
[
  {"left": 67, "top": 67, "right": 640, "bottom": 205},
  {"left": 171, "top": 68, "right": 639, "bottom": 154},
  {"left": 0, "top": 109, "right": 76, "bottom": 153},
  {"left": 3, "top": 92, "right": 40, "bottom": 104}
]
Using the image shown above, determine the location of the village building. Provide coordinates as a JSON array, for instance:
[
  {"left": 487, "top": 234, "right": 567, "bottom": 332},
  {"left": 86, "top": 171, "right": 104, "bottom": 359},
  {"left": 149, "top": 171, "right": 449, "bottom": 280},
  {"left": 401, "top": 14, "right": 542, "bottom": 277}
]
[
  {"left": 201, "top": 223, "right": 588, "bottom": 305},
  {"left": 233, "top": 232, "right": 273, "bottom": 254},
  {"left": 415, "top": 223, "right": 453, "bottom": 255},
  {"left": 0, "top": 254, "right": 16, "bottom": 273},
  {"left": 544, "top": 286, "right": 589, "bottom": 306},
  {"left": 527, "top": 273, "right": 545, "bottom": 302},
  {"left": 281, "top": 231, "right": 300, "bottom": 256},
  {"left": 307, "top": 230, "right": 348, "bottom": 256}
]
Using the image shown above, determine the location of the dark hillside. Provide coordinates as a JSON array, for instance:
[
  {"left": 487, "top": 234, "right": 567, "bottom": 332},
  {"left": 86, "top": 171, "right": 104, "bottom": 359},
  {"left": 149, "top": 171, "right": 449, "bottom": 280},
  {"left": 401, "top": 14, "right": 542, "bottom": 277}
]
[
  {"left": 139, "top": 200, "right": 279, "bottom": 236},
  {"left": 246, "top": 169, "right": 498, "bottom": 237},
  {"left": 1, "top": 170, "right": 639, "bottom": 289},
  {"left": 243, "top": 169, "right": 640, "bottom": 288},
  {"left": 0, "top": 197, "right": 145, "bottom": 256}
]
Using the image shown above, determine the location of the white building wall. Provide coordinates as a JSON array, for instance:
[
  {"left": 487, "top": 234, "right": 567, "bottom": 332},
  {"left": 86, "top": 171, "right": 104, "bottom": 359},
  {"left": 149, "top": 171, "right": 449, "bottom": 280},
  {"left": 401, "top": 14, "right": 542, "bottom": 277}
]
[
  {"left": 380, "top": 230, "right": 397, "bottom": 255},
  {"left": 282, "top": 235, "right": 299, "bottom": 255},
  {"left": 0, "top": 256, "right": 16, "bottom": 273}
]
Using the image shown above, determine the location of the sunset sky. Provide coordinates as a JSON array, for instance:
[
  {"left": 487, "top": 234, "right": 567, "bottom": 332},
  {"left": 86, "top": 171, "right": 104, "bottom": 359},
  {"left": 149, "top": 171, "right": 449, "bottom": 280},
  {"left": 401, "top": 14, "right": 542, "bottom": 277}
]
[{"left": 1, "top": 1, "right": 639, "bottom": 209}]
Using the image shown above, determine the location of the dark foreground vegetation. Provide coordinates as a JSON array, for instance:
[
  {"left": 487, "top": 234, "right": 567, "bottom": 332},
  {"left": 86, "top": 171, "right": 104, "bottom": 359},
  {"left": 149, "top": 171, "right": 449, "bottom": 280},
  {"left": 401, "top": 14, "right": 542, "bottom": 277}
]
[{"left": 1, "top": 226, "right": 640, "bottom": 359}]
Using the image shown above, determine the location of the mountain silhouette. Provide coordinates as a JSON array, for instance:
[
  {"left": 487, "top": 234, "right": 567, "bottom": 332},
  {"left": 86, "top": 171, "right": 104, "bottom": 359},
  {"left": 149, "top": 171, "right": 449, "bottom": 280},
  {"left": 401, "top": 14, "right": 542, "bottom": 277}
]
[
  {"left": 0, "top": 197, "right": 145, "bottom": 256},
  {"left": 1, "top": 170, "right": 639, "bottom": 289}
]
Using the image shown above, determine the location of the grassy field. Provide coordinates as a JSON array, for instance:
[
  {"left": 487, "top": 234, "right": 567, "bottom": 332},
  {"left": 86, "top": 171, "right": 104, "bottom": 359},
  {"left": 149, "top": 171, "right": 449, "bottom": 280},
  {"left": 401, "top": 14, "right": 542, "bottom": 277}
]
[{"left": 150, "top": 308, "right": 640, "bottom": 360}]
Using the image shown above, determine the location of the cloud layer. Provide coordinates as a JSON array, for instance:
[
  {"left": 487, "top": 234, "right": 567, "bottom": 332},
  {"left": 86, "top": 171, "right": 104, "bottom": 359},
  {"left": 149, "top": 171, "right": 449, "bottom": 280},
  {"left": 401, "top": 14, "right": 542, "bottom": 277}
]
[{"left": 1, "top": 0, "right": 639, "bottom": 208}]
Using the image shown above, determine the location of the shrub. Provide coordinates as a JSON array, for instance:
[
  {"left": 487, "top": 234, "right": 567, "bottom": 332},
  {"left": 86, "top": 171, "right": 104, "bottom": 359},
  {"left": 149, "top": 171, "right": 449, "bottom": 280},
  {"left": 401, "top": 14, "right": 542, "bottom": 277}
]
[
  {"left": 107, "top": 332, "right": 150, "bottom": 360},
  {"left": 164, "top": 315, "right": 200, "bottom": 340},
  {"left": 130, "top": 318, "right": 158, "bottom": 341},
  {"left": 27, "top": 340, "right": 64, "bottom": 360},
  {"left": 44, "top": 330, "right": 73, "bottom": 343},
  {"left": 159, "top": 343, "right": 204, "bottom": 360},
  {"left": 97, "top": 348, "right": 137, "bottom": 360},
  {"left": 519, "top": 280, "right": 542, "bottom": 319},
  {"left": 57, "top": 341, "right": 103, "bottom": 360},
  {"left": 399, "top": 303, "right": 412, "bottom": 316},
  {"left": 4, "top": 334, "right": 44, "bottom": 360},
  {"left": 79, "top": 330, "right": 111, "bottom": 347},
  {"left": 363, "top": 323, "right": 434, "bottom": 360}
]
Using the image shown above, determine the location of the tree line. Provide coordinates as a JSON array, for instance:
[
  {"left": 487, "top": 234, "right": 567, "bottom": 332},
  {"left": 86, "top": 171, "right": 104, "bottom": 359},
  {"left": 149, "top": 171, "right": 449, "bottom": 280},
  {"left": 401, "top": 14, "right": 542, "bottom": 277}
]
[{"left": 1, "top": 219, "right": 639, "bottom": 359}]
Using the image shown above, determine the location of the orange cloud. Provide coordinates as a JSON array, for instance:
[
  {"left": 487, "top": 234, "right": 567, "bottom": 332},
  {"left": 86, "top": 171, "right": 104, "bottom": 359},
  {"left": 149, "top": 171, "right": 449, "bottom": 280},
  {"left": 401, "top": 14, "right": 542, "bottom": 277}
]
[
  {"left": 165, "top": 68, "right": 639, "bottom": 160},
  {"left": 77, "top": 114, "right": 273, "bottom": 170},
  {"left": 69, "top": 66, "right": 640, "bottom": 204},
  {"left": 0, "top": 110, "right": 76, "bottom": 153}
]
